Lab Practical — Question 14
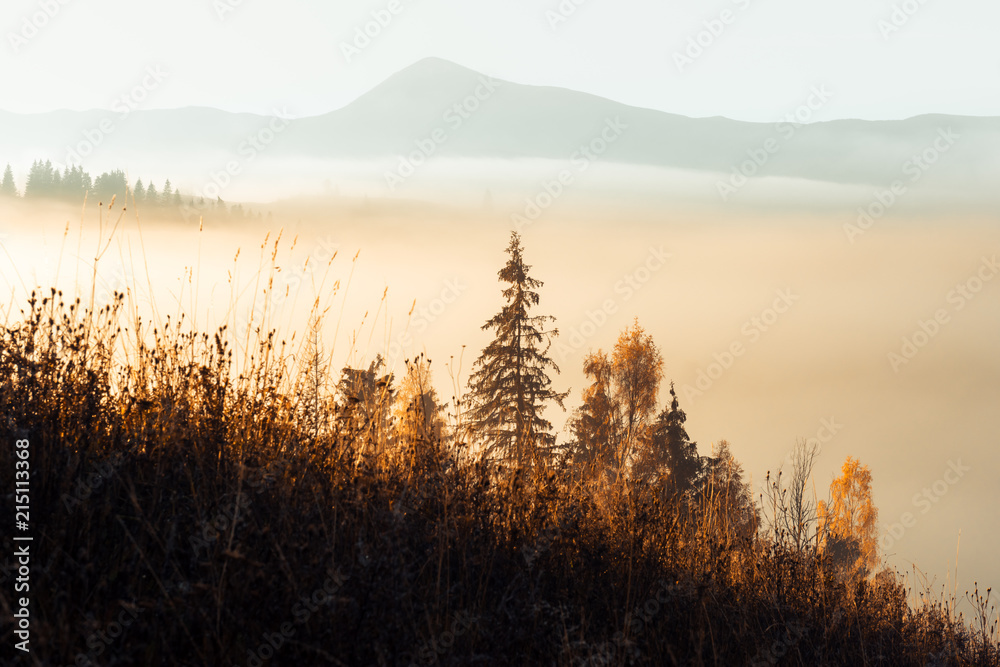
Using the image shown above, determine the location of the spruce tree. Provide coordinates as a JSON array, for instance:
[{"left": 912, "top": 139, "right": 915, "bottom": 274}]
[
  {"left": 91, "top": 169, "right": 127, "bottom": 204},
  {"left": 62, "top": 166, "right": 86, "bottom": 201},
  {"left": 0, "top": 164, "right": 17, "bottom": 197},
  {"left": 698, "top": 440, "right": 758, "bottom": 541},
  {"left": 568, "top": 351, "right": 620, "bottom": 479},
  {"left": 334, "top": 355, "right": 395, "bottom": 459},
  {"left": 24, "top": 160, "right": 53, "bottom": 198},
  {"left": 393, "top": 355, "right": 445, "bottom": 445},
  {"left": 634, "top": 382, "right": 701, "bottom": 493},
  {"left": 298, "top": 318, "right": 330, "bottom": 443},
  {"left": 133, "top": 178, "right": 146, "bottom": 204},
  {"left": 41, "top": 160, "right": 56, "bottom": 197},
  {"left": 466, "top": 231, "right": 567, "bottom": 468},
  {"left": 392, "top": 354, "right": 449, "bottom": 473}
]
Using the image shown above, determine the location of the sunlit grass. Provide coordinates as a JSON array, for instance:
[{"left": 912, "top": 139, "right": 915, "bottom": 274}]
[{"left": 0, "top": 197, "right": 997, "bottom": 665}]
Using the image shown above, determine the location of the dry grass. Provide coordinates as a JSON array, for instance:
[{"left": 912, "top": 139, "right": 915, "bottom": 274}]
[{"left": 0, "top": 204, "right": 997, "bottom": 666}]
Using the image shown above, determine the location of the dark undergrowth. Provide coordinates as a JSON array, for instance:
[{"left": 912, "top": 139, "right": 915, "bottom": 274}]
[{"left": 1, "top": 290, "right": 997, "bottom": 666}]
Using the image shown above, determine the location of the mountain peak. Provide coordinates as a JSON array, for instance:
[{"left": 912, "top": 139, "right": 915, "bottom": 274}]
[
  {"left": 394, "top": 57, "right": 484, "bottom": 79},
  {"left": 337, "top": 57, "right": 503, "bottom": 122},
  {"left": 374, "top": 57, "right": 501, "bottom": 97}
]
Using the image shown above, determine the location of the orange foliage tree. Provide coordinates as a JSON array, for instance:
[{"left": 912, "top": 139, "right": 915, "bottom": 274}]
[
  {"left": 568, "top": 319, "right": 662, "bottom": 481},
  {"left": 818, "top": 456, "right": 879, "bottom": 578},
  {"left": 610, "top": 319, "right": 663, "bottom": 472}
]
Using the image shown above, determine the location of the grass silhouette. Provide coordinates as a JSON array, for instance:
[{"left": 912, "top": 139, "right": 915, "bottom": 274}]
[{"left": 0, "top": 200, "right": 997, "bottom": 666}]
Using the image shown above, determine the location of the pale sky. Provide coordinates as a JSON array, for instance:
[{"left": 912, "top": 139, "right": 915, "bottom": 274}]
[{"left": 1, "top": 0, "right": 998, "bottom": 121}]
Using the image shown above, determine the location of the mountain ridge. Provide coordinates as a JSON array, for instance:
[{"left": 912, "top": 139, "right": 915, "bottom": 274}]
[{"left": 1, "top": 57, "right": 998, "bottom": 194}]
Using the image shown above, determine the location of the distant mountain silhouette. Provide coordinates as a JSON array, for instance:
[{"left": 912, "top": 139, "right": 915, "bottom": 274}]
[{"left": 1, "top": 57, "right": 997, "bottom": 193}]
